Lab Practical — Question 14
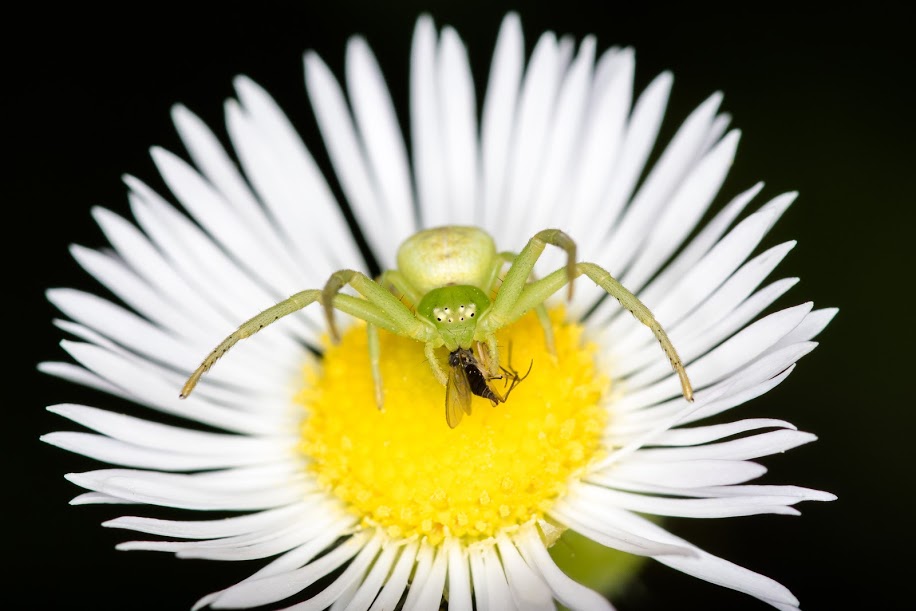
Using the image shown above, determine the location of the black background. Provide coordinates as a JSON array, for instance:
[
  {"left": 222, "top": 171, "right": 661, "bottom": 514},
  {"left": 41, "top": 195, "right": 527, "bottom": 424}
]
[{"left": 7, "top": 1, "right": 913, "bottom": 609}]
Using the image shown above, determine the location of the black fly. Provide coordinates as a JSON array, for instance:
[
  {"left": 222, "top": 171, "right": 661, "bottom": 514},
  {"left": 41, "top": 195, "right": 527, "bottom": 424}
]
[{"left": 444, "top": 346, "right": 531, "bottom": 428}]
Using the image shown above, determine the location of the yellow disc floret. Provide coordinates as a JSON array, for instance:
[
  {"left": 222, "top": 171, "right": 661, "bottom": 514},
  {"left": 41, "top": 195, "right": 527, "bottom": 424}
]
[{"left": 297, "top": 308, "right": 608, "bottom": 545}]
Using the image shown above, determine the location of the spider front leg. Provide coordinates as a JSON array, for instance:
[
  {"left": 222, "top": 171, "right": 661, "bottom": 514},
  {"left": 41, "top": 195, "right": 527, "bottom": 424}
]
[
  {"left": 376, "top": 269, "right": 421, "bottom": 310},
  {"left": 180, "top": 289, "right": 322, "bottom": 398},
  {"left": 496, "top": 251, "right": 557, "bottom": 359},
  {"left": 479, "top": 230, "right": 694, "bottom": 403},
  {"left": 321, "top": 270, "right": 433, "bottom": 342},
  {"left": 477, "top": 229, "right": 576, "bottom": 376}
]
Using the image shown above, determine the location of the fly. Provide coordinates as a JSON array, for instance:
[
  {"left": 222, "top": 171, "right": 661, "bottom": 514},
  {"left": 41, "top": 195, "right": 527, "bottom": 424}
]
[{"left": 445, "top": 346, "right": 531, "bottom": 428}]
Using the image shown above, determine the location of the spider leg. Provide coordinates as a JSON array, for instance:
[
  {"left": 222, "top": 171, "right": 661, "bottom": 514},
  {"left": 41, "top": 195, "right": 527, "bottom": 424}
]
[
  {"left": 479, "top": 229, "right": 693, "bottom": 403},
  {"left": 367, "top": 322, "right": 384, "bottom": 411},
  {"left": 180, "top": 289, "right": 321, "bottom": 398},
  {"left": 322, "top": 270, "right": 441, "bottom": 405},
  {"left": 492, "top": 262, "right": 694, "bottom": 402},
  {"left": 496, "top": 251, "right": 557, "bottom": 358},
  {"left": 480, "top": 229, "right": 576, "bottom": 334},
  {"left": 180, "top": 269, "right": 436, "bottom": 400},
  {"left": 579, "top": 262, "right": 693, "bottom": 402},
  {"left": 376, "top": 269, "right": 421, "bottom": 309},
  {"left": 321, "top": 270, "right": 435, "bottom": 343},
  {"left": 425, "top": 342, "right": 448, "bottom": 386}
]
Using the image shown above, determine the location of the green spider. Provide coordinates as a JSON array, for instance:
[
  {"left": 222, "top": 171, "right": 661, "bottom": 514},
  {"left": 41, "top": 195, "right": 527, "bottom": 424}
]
[{"left": 180, "top": 227, "right": 694, "bottom": 427}]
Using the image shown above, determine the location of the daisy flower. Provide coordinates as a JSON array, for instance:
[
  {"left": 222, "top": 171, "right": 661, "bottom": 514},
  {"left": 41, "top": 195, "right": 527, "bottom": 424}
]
[{"left": 42, "top": 12, "right": 836, "bottom": 611}]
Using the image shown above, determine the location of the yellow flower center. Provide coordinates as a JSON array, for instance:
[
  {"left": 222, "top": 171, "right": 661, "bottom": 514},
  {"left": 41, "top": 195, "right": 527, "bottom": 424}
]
[{"left": 297, "top": 308, "right": 608, "bottom": 545}]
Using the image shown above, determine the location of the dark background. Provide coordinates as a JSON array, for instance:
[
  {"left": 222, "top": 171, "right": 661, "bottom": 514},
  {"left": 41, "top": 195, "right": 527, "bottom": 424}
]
[{"left": 7, "top": 1, "right": 912, "bottom": 609}]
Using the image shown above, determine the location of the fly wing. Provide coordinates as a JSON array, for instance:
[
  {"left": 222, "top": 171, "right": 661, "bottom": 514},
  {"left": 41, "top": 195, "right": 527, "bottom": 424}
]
[{"left": 446, "top": 365, "right": 472, "bottom": 428}]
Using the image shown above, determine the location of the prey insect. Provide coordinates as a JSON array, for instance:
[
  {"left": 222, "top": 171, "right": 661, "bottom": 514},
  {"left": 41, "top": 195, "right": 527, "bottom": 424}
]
[
  {"left": 180, "top": 226, "right": 694, "bottom": 427},
  {"left": 446, "top": 346, "right": 532, "bottom": 429}
]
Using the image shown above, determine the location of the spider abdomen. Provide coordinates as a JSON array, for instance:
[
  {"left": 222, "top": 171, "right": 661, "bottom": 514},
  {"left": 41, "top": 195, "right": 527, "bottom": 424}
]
[{"left": 396, "top": 226, "right": 497, "bottom": 295}]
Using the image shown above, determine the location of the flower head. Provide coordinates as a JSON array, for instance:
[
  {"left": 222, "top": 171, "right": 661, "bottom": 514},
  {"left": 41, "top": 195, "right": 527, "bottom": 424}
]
[{"left": 42, "top": 12, "right": 835, "bottom": 610}]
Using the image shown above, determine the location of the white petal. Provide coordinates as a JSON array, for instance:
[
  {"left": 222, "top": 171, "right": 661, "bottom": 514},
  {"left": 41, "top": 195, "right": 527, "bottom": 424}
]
[
  {"left": 224, "top": 83, "right": 362, "bottom": 275},
  {"left": 654, "top": 418, "right": 797, "bottom": 446},
  {"left": 496, "top": 30, "right": 561, "bottom": 244},
  {"left": 66, "top": 466, "right": 307, "bottom": 510},
  {"left": 482, "top": 546, "right": 516, "bottom": 610},
  {"left": 599, "top": 383, "right": 726, "bottom": 468},
  {"left": 601, "top": 192, "right": 795, "bottom": 349},
  {"left": 564, "top": 47, "right": 633, "bottom": 249},
  {"left": 170, "top": 103, "right": 284, "bottom": 250},
  {"left": 303, "top": 52, "right": 389, "bottom": 267},
  {"left": 125, "top": 176, "right": 318, "bottom": 346},
  {"left": 48, "top": 287, "right": 303, "bottom": 400},
  {"left": 615, "top": 303, "right": 813, "bottom": 410},
  {"left": 447, "top": 538, "right": 473, "bottom": 611},
  {"left": 345, "top": 37, "right": 417, "bottom": 248},
  {"left": 209, "top": 531, "right": 372, "bottom": 609},
  {"left": 495, "top": 534, "right": 555, "bottom": 611},
  {"left": 620, "top": 346, "right": 807, "bottom": 433},
  {"left": 48, "top": 288, "right": 199, "bottom": 370},
  {"left": 437, "top": 26, "right": 479, "bottom": 225},
  {"left": 572, "top": 74, "right": 674, "bottom": 292},
  {"left": 683, "top": 304, "right": 812, "bottom": 388},
  {"left": 281, "top": 531, "right": 384, "bottom": 611},
  {"left": 517, "top": 525, "right": 615, "bottom": 611},
  {"left": 68, "top": 244, "right": 199, "bottom": 343},
  {"left": 170, "top": 102, "right": 267, "bottom": 225},
  {"left": 47, "top": 403, "right": 292, "bottom": 455},
  {"left": 618, "top": 244, "right": 798, "bottom": 382},
  {"left": 335, "top": 539, "right": 398, "bottom": 610},
  {"left": 410, "top": 15, "right": 448, "bottom": 226},
  {"left": 481, "top": 13, "right": 524, "bottom": 231},
  {"left": 677, "top": 354, "right": 804, "bottom": 424},
  {"left": 549, "top": 499, "right": 692, "bottom": 558},
  {"left": 330, "top": 579, "right": 362, "bottom": 611},
  {"left": 633, "top": 429, "right": 817, "bottom": 462},
  {"left": 468, "top": 546, "right": 491, "bottom": 611},
  {"left": 41, "top": 431, "right": 282, "bottom": 471},
  {"left": 619, "top": 129, "right": 741, "bottom": 293},
  {"left": 368, "top": 541, "right": 419, "bottom": 611},
  {"left": 769, "top": 307, "right": 838, "bottom": 349},
  {"left": 678, "top": 243, "right": 798, "bottom": 342},
  {"left": 89, "top": 206, "right": 238, "bottom": 335},
  {"left": 400, "top": 543, "right": 436, "bottom": 611},
  {"left": 40, "top": 360, "right": 125, "bottom": 397},
  {"left": 619, "top": 181, "right": 766, "bottom": 318},
  {"left": 194, "top": 527, "right": 359, "bottom": 610},
  {"left": 591, "top": 509, "right": 801, "bottom": 608},
  {"left": 574, "top": 483, "right": 801, "bottom": 518},
  {"left": 689, "top": 485, "right": 836, "bottom": 503},
  {"left": 59, "top": 341, "right": 287, "bottom": 435},
  {"left": 404, "top": 543, "right": 448, "bottom": 611},
  {"left": 103, "top": 503, "right": 304, "bottom": 539},
  {"left": 232, "top": 77, "right": 362, "bottom": 263},
  {"left": 127, "top": 510, "right": 349, "bottom": 561},
  {"left": 526, "top": 36, "right": 597, "bottom": 235},
  {"left": 70, "top": 492, "right": 135, "bottom": 505},
  {"left": 590, "top": 458, "right": 768, "bottom": 490},
  {"left": 151, "top": 146, "right": 304, "bottom": 294},
  {"left": 597, "top": 91, "right": 724, "bottom": 274},
  {"left": 52, "top": 316, "right": 137, "bottom": 356}
]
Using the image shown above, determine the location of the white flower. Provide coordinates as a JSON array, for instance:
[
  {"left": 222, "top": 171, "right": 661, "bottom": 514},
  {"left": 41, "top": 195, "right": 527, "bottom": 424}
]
[{"left": 42, "top": 12, "right": 836, "bottom": 611}]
